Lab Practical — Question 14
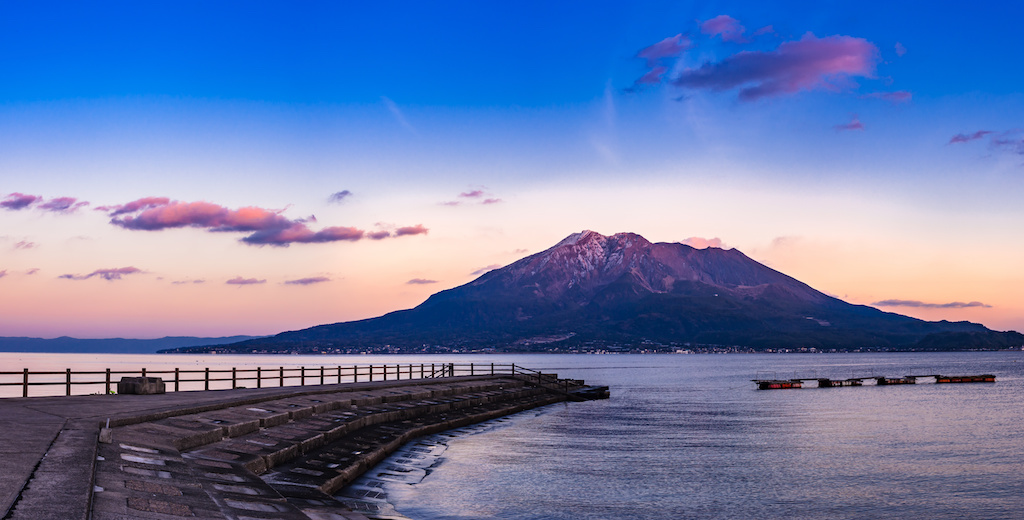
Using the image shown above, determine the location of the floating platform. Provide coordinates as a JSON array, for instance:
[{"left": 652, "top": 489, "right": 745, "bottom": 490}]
[
  {"left": 935, "top": 374, "right": 995, "bottom": 384},
  {"left": 753, "top": 374, "right": 995, "bottom": 390}
]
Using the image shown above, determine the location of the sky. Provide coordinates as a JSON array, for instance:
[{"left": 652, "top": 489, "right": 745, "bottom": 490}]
[{"left": 1, "top": 1, "right": 1023, "bottom": 338}]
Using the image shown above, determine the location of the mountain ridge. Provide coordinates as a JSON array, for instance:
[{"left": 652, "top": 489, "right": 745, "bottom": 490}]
[{"left": 164, "top": 231, "right": 1023, "bottom": 353}]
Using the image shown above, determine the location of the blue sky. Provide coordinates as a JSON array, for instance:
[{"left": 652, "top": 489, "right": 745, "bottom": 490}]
[{"left": 2, "top": 1, "right": 1023, "bottom": 337}]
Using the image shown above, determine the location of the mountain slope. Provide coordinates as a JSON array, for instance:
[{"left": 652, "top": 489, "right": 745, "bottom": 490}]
[{"left": 171, "top": 231, "right": 1021, "bottom": 353}]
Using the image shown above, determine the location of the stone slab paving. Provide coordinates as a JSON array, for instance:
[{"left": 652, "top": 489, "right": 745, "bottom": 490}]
[{"left": 0, "top": 375, "right": 573, "bottom": 520}]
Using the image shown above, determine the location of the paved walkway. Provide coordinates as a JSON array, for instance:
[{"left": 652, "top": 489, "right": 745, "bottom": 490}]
[{"left": 0, "top": 376, "right": 510, "bottom": 519}]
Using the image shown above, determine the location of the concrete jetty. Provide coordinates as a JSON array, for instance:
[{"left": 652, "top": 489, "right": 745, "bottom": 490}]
[{"left": 0, "top": 373, "right": 605, "bottom": 519}]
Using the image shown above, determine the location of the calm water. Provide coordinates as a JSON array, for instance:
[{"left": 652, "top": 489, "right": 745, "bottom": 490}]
[
  {"left": 345, "top": 352, "right": 1024, "bottom": 519},
  {"left": 3, "top": 351, "right": 1022, "bottom": 518}
]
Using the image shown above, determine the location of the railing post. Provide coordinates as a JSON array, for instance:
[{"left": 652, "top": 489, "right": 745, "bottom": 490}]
[
  {"left": 232, "top": 367, "right": 237, "bottom": 389},
  {"left": 354, "top": 366, "right": 358, "bottom": 383},
  {"left": 471, "top": 363, "right": 474, "bottom": 376},
  {"left": 321, "top": 366, "right": 325, "bottom": 385},
  {"left": 257, "top": 367, "right": 261, "bottom": 389},
  {"left": 383, "top": 365, "right": 387, "bottom": 381},
  {"left": 449, "top": 363, "right": 454, "bottom": 377},
  {"left": 421, "top": 363, "right": 424, "bottom": 379},
  {"left": 105, "top": 368, "right": 111, "bottom": 395},
  {"left": 204, "top": 367, "right": 210, "bottom": 391},
  {"left": 301, "top": 367, "right": 305, "bottom": 386},
  {"left": 22, "top": 368, "right": 28, "bottom": 398},
  {"left": 370, "top": 365, "right": 374, "bottom": 382},
  {"left": 279, "top": 366, "right": 284, "bottom": 387},
  {"left": 174, "top": 368, "right": 180, "bottom": 392},
  {"left": 491, "top": 362, "right": 494, "bottom": 375},
  {"left": 66, "top": 368, "right": 71, "bottom": 396},
  {"left": 337, "top": 366, "right": 342, "bottom": 384}
]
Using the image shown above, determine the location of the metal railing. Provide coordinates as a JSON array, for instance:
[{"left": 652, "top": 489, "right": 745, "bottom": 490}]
[{"left": 0, "top": 362, "right": 581, "bottom": 398}]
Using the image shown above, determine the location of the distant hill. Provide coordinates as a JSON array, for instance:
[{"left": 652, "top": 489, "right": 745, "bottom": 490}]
[
  {"left": 165, "top": 230, "right": 1023, "bottom": 353},
  {"left": 0, "top": 335, "right": 263, "bottom": 354}
]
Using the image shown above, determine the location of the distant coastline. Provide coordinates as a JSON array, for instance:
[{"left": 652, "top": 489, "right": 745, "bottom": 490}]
[{"left": 0, "top": 335, "right": 264, "bottom": 354}]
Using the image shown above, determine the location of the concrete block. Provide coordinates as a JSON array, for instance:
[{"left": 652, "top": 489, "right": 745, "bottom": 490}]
[{"left": 117, "top": 377, "right": 165, "bottom": 395}]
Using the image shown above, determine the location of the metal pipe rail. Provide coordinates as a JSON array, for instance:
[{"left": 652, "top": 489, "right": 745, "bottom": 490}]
[{"left": 0, "top": 362, "right": 585, "bottom": 398}]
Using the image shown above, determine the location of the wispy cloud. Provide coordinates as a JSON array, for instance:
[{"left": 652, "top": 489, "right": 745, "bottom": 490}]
[
  {"left": 873, "top": 299, "right": 992, "bottom": 309},
  {"left": 1, "top": 193, "right": 42, "bottom": 211},
  {"left": 894, "top": 42, "right": 907, "bottom": 57},
  {"left": 328, "top": 190, "right": 352, "bottom": 204},
  {"left": 171, "top": 279, "right": 205, "bottom": 285},
  {"left": 284, "top": 276, "right": 331, "bottom": 286},
  {"left": 862, "top": 90, "right": 912, "bottom": 103},
  {"left": 406, "top": 278, "right": 437, "bottom": 285},
  {"left": 949, "top": 130, "right": 992, "bottom": 144},
  {"left": 470, "top": 264, "right": 502, "bottom": 276},
  {"left": 673, "top": 33, "right": 879, "bottom": 101},
  {"left": 681, "top": 237, "right": 724, "bottom": 249},
  {"left": 637, "top": 34, "right": 691, "bottom": 67},
  {"left": 26, "top": 268, "right": 39, "bottom": 275},
  {"left": 0, "top": 270, "right": 7, "bottom": 279},
  {"left": 58, "top": 266, "right": 142, "bottom": 281},
  {"left": 394, "top": 224, "right": 429, "bottom": 237},
  {"left": 382, "top": 96, "right": 416, "bottom": 134},
  {"left": 443, "top": 187, "right": 503, "bottom": 207},
  {"left": 834, "top": 114, "right": 864, "bottom": 131},
  {"left": 104, "top": 197, "right": 425, "bottom": 246},
  {"left": 226, "top": 276, "right": 266, "bottom": 286},
  {"left": 38, "top": 197, "right": 89, "bottom": 213},
  {"left": 14, "top": 240, "right": 35, "bottom": 250},
  {"left": 700, "top": 15, "right": 748, "bottom": 43}
]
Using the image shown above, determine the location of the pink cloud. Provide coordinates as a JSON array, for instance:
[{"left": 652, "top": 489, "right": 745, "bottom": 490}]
[
  {"left": 752, "top": 25, "right": 775, "bottom": 37},
  {"left": 14, "top": 240, "right": 35, "bottom": 250},
  {"left": 39, "top": 197, "right": 89, "bottom": 213},
  {"left": 949, "top": 130, "right": 993, "bottom": 144},
  {"left": 636, "top": 66, "right": 668, "bottom": 85},
  {"left": 394, "top": 224, "right": 429, "bottom": 237},
  {"left": 459, "top": 190, "right": 485, "bottom": 199},
  {"left": 862, "top": 90, "right": 912, "bottom": 103},
  {"left": 440, "top": 201, "right": 462, "bottom": 207},
  {"left": 367, "top": 230, "right": 392, "bottom": 240},
  {"left": 637, "top": 34, "right": 691, "bottom": 67},
  {"left": 673, "top": 33, "right": 879, "bottom": 101},
  {"left": 106, "top": 196, "right": 171, "bottom": 216},
  {"left": 59, "top": 266, "right": 142, "bottom": 281},
  {"left": 894, "top": 42, "right": 907, "bottom": 57},
  {"left": 681, "top": 237, "right": 724, "bottom": 249},
  {"left": 471, "top": 264, "right": 502, "bottom": 276},
  {"left": 481, "top": 198, "right": 503, "bottom": 205},
  {"left": 1, "top": 193, "right": 42, "bottom": 211},
  {"left": 700, "top": 15, "right": 748, "bottom": 43},
  {"left": 26, "top": 268, "right": 39, "bottom": 275},
  {"left": 106, "top": 197, "right": 423, "bottom": 246},
  {"left": 226, "top": 276, "right": 265, "bottom": 285},
  {"left": 284, "top": 276, "right": 331, "bottom": 286},
  {"left": 834, "top": 114, "right": 864, "bottom": 131},
  {"left": 0, "top": 270, "right": 6, "bottom": 279},
  {"left": 406, "top": 278, "right": 437, "bottom": 285}
]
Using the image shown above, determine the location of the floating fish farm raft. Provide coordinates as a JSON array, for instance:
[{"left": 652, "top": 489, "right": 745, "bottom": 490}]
[{"left": 753, "top": 374, "right": 996, "bottom": 390}]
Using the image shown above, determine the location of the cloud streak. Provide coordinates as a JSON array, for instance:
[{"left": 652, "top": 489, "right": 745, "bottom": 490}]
[
  {"left": 873, "top": 299, "right": 992, "bottom": 309},
  {"left": 38, "top": 197, "right": 89, "bottom": 213},
  {"left": 226, "top": 276, "right": 266, "bottom": 285},
  {"left": 105, "top": 197, "right": 426, "bottom": 246},
  {"left": 834, "top": 114, "right": 864, "bottom": 131},
  {"left": 58, "top": 267, "right": 142, "bottom": 281},
  {"left": 949, "top": 130, "right": 992, "bottom": 144},
  {"left": 284, "top": 276, "right": 331, "bottom": 286},
  {"left": 470, "top": 264, "right": 502, "bottom": 276},
  {"left": 406, "top": 278, "right": 437, "bottom": 285}
]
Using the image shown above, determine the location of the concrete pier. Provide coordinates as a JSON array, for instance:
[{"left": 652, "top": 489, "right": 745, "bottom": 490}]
[{"left": 0, "top": 374, "right": 599, "bottom": 519}]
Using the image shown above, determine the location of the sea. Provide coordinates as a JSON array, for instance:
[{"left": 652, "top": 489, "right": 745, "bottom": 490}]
[{"left": 3, "top": 351, "right": 1022, "bottom": 519}]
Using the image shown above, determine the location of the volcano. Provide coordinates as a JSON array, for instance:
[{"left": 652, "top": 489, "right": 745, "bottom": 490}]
[{"left": 175, "top": 231, "right": 1022, "bottom": 353}]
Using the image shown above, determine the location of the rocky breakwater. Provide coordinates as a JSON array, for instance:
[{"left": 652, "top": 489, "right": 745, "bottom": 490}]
[{"left": 89, "top": 375, "right": 590, "bottom": 520}]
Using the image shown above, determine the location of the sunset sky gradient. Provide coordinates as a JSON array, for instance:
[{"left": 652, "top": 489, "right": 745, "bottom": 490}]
[{"left": 2, "top": 1, "right": 1023, "bottom": 338}]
